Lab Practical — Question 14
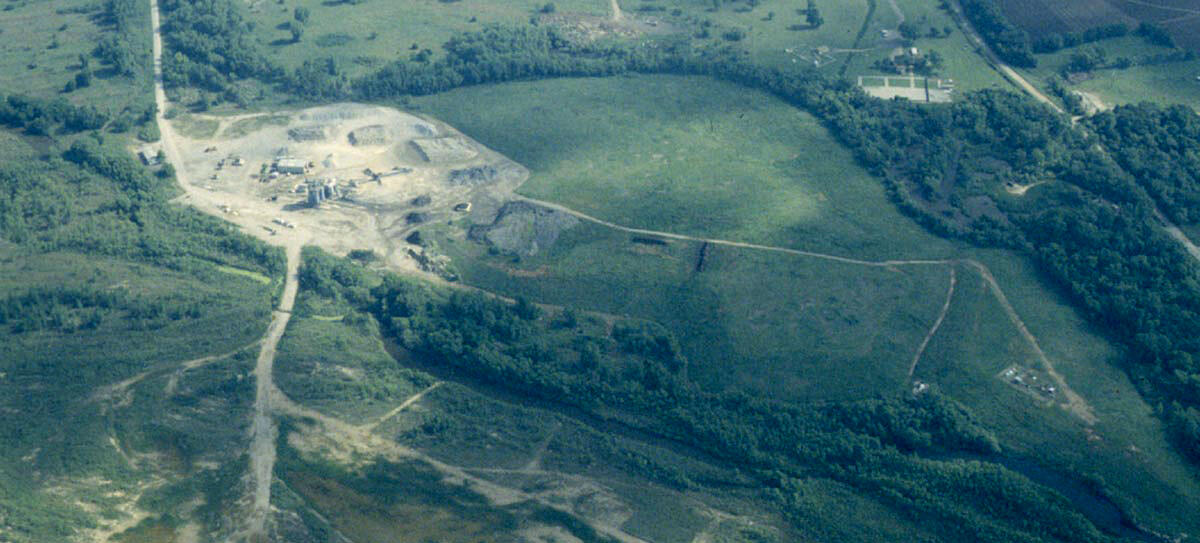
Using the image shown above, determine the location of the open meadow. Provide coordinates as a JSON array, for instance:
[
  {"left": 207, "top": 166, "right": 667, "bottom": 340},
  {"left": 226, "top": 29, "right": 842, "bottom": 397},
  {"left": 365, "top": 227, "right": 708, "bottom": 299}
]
[
  {"left": 0, "top": 0, "right": 153, "bottom": 121},
  {"left": 1018, "top": 35, "right": 1200, "bottom": 111},
  {"left": 410, "top": 72, "right": 1200, "bottom": 535},
  {"left": 415, "top": 74, "right": 962, "bottom": 260},
  {"left": 241, "top": 0, "right": 608, "bottom": 78}
]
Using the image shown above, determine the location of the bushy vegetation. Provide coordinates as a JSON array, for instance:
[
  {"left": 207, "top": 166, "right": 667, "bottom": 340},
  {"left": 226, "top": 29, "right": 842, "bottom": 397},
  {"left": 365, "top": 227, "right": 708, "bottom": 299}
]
[
  {"left": 1086, "top": 103, "right": 1200, "bottom": 226},
  {"left": 1031, "top": 23, "right": 1128, "bottom": 55},
  {"left": 958, "top": 0, "right": 1036, "bottom": 67},
  {"left": 92, "top": 0, "right": 152, "bottom": 78},
  {"left": 0, "top": 130, "right": 283, "bottom": 275},
  {"left": 158, "top": 0, "right": 278, "bottom": 96},
  {"left": 279, "top": 249, "right": 1111, "bottom": 541}
]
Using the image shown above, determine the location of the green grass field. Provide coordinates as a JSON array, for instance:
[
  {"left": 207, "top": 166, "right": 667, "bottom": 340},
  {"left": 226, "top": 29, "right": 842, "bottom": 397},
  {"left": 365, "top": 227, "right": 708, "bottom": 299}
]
[
  {"left": 409, "top": 72, "right": 1200, "bottom": 536},
  {"left": 274, "top": 310, "right": 435, "bottom": 424},
  {"left": 416, "top": 74, "right": 961, "bottom": 261},
  {"left": 0, "top": 0, "right": 152, "bottom": 115},
  {"left": 242, "top": 0, "right": 607, "bottom": 77},
  {"left": 1017, "top": 36, "right": 1200, "bottom": 111},
  {"left": 241, "top": 0, "right": 873, "bottom": 79},
  {"left": 652, "top": 0, "right": 871, "bottom": 71},
  {"left": 842, "top": 0, "right": 1013, "bottom": 93},
  {"left": 921, "top": 250, "right": 1200, "bottom": 535},
  {"left": 434, "top": 220, "right": 949, "bottom": 402}
]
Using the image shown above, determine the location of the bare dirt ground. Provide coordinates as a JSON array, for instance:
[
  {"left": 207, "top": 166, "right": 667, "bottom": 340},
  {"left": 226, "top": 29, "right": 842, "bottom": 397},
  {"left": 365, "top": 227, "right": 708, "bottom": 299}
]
[
  {"left": 1004, "top": 180, "right": 1048, "bottom": 196},
  {"left": 165, "top": 102, "right": 526, "bottom": 279}
]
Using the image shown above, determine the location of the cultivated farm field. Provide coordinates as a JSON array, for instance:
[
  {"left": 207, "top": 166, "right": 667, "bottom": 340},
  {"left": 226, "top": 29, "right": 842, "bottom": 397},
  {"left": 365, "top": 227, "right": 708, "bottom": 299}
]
[{"left": 997, "top": 0, "right": 1133, "bottom": 38}]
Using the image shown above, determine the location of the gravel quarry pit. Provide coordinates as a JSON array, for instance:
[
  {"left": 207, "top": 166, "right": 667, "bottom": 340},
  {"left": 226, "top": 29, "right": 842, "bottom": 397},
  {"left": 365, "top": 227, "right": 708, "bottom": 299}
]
[{"left": 169, "top": 102, "right": 529, "bottom": 275}]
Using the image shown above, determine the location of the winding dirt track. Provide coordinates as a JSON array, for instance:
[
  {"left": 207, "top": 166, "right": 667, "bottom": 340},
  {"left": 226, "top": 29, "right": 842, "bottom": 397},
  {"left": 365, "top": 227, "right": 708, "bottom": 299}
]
[
  {"left": 909, "top": 267, "right": 956, "bottom": 378},
  {"left": 610, "top": 0, "right": 621, "bottom": 21}
]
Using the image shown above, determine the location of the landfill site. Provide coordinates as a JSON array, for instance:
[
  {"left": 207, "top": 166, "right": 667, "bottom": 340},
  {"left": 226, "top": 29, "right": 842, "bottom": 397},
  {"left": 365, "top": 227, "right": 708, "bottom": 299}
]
[{"left": 169, "top": 103, "right": 531, "bottom": 278}]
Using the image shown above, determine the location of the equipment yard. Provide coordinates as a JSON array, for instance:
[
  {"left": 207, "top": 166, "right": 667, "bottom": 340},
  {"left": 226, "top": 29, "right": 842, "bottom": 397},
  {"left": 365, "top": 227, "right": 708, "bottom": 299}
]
[{"left": 169, "top": 103, "right": 526, "bottom": 278}]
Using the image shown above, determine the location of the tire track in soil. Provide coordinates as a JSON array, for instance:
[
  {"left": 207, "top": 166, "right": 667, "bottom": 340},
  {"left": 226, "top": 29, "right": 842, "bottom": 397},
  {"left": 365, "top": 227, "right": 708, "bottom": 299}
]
[{"left": 909, "top": 266, "right": 956, "bottom": 378}]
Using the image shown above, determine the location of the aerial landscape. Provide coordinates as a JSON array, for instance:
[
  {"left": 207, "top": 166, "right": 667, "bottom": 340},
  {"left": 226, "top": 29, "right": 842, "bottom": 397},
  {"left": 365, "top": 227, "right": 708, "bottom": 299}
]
[{"left": 3, "top": 0, "right": 1200, "bottom": 541}]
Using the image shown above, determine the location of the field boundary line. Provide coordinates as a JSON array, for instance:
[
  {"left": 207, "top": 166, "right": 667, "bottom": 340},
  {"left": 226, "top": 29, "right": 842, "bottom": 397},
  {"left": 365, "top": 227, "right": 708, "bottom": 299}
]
[{"left": 1119, "top": 0, "right": 1200, "bottom": 15}]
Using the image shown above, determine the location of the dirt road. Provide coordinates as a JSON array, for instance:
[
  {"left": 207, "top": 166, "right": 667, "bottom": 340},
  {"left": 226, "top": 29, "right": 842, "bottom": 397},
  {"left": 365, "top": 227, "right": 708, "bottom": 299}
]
[
  {"left": 362, "top": 381, "right": 444, "bottom": 432},
  {"left": 909, "top": 267, "right": 956, "bottom": 378},
  {"left": 610, "top": 0, "right": 621, "bottom": 21},
  {"left": 153, "top": 0, "right": 307, "bottom": 537},
  {"left": 945, "top": 0, "right": 1062, "bottom": 114},
  {"left": 514, "top": 195, "right": 949, "bottom": 269},
  {"left": 244, "top": 241, "right": 301, "bottom": 539},
  {"left": 885, "top": 0, "right": 905, "bottom": 26},
  {"left": 518, "top": 194, "right": 1098, "bottom": 423}
]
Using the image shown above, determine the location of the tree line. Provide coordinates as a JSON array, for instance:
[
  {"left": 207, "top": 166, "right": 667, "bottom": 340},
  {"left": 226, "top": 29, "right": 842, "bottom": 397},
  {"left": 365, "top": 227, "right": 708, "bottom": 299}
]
[
  {"left": 956, "top": 0, "right": 1036, "bottom": 67},
  {"left": 291, "top": 248, "right": 1113, "bottom": 542}
]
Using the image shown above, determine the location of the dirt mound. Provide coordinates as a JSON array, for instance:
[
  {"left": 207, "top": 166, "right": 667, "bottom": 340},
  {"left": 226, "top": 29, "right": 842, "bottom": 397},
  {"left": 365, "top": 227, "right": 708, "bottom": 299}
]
[
  {"left": 349, "top": 124, "right": 389, "bottom": 146},
  {"left": 447, "top": 165, "right": 522, "bottom": 187},
  {"left": 469, "top": 201, "right": 579, "bottom": 257}
]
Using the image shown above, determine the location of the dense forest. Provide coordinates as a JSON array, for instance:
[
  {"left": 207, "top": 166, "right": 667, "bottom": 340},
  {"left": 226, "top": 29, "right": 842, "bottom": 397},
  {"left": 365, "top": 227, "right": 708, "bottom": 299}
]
[
  {"left": 1086, "top": 104, "right": 1200, "bottom": 225},
  {"left": 957, "top": 0, "right": 1036, "bottom": 67},
  {"left": 291, "top": 248, "right": 1113, "bottom": 542}
]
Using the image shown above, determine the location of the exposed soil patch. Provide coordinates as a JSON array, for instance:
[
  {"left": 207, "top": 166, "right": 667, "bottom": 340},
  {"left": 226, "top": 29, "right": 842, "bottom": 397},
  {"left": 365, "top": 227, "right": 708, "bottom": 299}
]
[{"left": 469, "top": 201, "right": 580, "bottom": 257}]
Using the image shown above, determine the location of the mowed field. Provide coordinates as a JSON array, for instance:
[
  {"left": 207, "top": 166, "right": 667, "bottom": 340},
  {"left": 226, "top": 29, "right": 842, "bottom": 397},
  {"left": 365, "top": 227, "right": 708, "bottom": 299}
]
[
  {"left": 845, "top": 0, "right": 1012, "bottom": 92},
  {"left": 648, "top": 0, "right": 871, "bottom": 71},
  {"left": 0, "top": 0, "right": 151, "bottom": 112}
]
